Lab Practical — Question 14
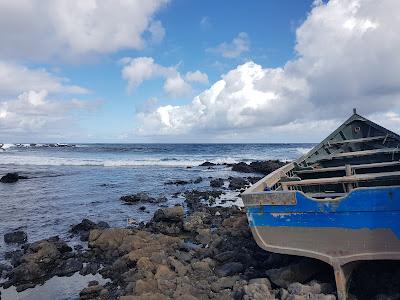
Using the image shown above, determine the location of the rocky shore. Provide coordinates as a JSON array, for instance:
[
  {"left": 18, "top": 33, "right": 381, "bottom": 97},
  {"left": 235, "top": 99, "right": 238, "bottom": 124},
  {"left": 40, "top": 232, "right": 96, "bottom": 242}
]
[{"left": 1, "top": 160, "right": 399, "bottom": 299}]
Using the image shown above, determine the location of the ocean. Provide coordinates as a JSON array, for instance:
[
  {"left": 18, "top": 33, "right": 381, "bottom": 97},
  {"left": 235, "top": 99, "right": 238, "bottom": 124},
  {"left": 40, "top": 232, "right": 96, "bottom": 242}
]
[{"left": 0, "top": 143, "right": 313, "bottom": 260}]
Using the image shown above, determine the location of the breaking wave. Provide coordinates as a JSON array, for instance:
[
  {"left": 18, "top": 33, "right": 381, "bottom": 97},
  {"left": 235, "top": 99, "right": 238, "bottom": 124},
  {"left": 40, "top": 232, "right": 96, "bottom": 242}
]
[{"left": 0, "top": 155, "right": 240, "bottom": 167}]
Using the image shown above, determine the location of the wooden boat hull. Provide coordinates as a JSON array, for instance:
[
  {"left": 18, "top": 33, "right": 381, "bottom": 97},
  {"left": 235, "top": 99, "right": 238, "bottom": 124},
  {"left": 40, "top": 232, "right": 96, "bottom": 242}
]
[
  {"left": 243, "top": 185, "right": 400, "bottom": 299},
  {"left": 241, "top": 112, "right": 400, "bottom": 299},
  {"left": 245, "top": 186, "right": 400, "bottom": 263}
]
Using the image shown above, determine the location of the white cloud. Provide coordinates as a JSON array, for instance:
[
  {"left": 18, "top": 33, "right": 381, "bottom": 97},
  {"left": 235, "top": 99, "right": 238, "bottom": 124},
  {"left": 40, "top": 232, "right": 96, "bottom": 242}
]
[
  {"left": 208, "top": 32, "right": 250, "bottom": 58},
  {"left": 0, "top": 0, "right": 168, "bottom": 61},
  {"left": 137, "top": 0, "right": 400, "bottom": 141},
  {"left": 148, "top": 20, "right": 166, "bottom": 44},
  {"left": 164, "top": 75, "right": 192, "bottom": 98},
  {"left": 185, "top": 71, "right": 209, "bottom": 85},
  {"left": 0, "top": 90, "right": 98, "bottom": 137},
  {"left": 0, "top": 61, "right": 88, "bottom": 96},
  {"left": 121, "top": 57, "right": 209, "bottom": 97}
]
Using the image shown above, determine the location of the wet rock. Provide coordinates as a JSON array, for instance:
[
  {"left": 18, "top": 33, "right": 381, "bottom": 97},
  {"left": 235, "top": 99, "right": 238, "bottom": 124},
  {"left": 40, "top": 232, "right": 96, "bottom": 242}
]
[
  {"left": 266, "top": 259, "right": 325, "bottom": 288},
  {"left": 88, "top": 228, "right": 133, "bottom": 252},
  {"left": 4, "top": 230, "right": 27, "bottom": 244},
  {"left": 0, "top": 172, "right": 28, "bottom": 183},
  {"left": 5, "top": 249, "right": 24, "bottom": 266},
  {"left": 153, "top": 206, "right": 184, "bottom": 222},
  {"left": 228, "top": 177, "right": 249, "bottom": 190},
  {"left": 215, "top": 262, "right": 244, "bottom": 277},
  {"left": 183, "top": 190, "right": 224, "bottom": 211},
  {"left": 79, "top": 284, "right": 104, "bottom": 299},
  {"left": 165, "top": 177, "right": 203, "bottom": 185},
  {"left": 232, "top": 162, "right": 254, "bottom": 173},
  {"left": 210, "top": 178, "right": 224, "bottom": 188},
  {"left": 70, "top": 219, "right": 109, "bottom": 241},
  {"left": 165, "top": 179, "right": 191, "bottom": 185},
  {"left": 230, "top": 160, "right": 285, "bottom": 175},
  {"left": 120, "top": 192, "right": 167, "bottom": 204},
  {"left": 199, "top": 161, "right": 216, "bottom": 167},
  {"left": 249, "top": 160, "right": 285, "bottom": 175},
  {"left": 55, "top": 257, "right": 83, "bottom": 276},
  {"left": 8, "top": 262, "right": 44, "bottom": 286},
  {"left": 80, "top": 262, "right": 100, "bottom": 275}
]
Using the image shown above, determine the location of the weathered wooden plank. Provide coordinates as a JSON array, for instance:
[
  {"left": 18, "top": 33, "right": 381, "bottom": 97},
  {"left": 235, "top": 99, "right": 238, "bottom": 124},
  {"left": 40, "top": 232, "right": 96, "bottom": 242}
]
[
  {"left": 320, "top": 148, "right": 400, "bottom": 161},
  {"left": 281, "top": 170, "right": 400, "bottom": 188},
  {"left": 328, "top": 135, "right": 388, "bottom": 145},
  {"left": 295, "top": 161, "right": 400, "bottom": 174}
]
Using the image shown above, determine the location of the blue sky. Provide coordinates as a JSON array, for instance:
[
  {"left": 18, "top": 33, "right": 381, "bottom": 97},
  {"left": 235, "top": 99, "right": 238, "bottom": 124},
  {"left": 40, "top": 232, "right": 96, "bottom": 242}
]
[
  {"left": 0, "top": 0, "right": 400, "bottom": 143},
  {"left": 59, "top": 0, "right": 313, "bottom": 141}
]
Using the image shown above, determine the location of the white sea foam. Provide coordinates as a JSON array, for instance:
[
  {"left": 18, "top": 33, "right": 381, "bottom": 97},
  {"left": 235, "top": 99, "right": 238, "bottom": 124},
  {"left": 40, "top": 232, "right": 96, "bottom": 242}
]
[{"left": 0, "top": 154, "right": 236, "bottom": 167}]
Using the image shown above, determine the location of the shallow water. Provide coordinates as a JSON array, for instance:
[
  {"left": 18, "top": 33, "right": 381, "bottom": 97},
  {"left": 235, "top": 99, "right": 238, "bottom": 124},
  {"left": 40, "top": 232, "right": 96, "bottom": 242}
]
[
  {"left": 0, "top": 144, "right": 313, "bottom": 261},
  {"left": 0, "top": 272, "right": 109, "bottom": 300}
]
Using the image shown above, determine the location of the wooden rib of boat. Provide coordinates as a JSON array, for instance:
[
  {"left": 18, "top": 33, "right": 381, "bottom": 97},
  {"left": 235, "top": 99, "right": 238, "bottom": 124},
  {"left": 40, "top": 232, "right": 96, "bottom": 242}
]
[{"left": 241, "top": 110, "right": 400, "bottom": 300}]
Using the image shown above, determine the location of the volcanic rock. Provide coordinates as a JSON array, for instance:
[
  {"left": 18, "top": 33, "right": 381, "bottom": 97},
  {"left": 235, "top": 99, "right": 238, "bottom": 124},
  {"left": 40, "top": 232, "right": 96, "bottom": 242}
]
[
  {"left": 0, "top": 173, "right": 28, "bottom": 183},
  {"left": 4, "top": 230, "right": 27, "bottom": 244},
  {"left": 210, "top": 178, "right": 224, "bottom": 188},
  {"left": 228, "top": 177, "right": 248, "bottom": 190}
]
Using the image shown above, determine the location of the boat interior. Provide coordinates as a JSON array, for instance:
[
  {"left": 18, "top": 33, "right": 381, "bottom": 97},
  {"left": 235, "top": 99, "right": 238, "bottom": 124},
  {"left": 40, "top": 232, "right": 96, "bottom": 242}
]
[{"left": 273, "top": 113, "right": 400, "bottom": 199}]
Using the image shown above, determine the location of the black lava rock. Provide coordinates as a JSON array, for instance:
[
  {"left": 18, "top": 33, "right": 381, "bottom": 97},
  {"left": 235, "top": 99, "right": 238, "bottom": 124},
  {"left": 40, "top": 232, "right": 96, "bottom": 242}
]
[{"left": 4, "top": 231, "right": 27, "bottom": 244}]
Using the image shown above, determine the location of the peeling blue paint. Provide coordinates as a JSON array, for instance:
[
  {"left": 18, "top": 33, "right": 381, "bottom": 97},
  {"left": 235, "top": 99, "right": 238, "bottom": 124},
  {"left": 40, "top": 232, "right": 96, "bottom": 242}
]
[{"left": 247, "top": 186, "right": 400, "bottom": 239}]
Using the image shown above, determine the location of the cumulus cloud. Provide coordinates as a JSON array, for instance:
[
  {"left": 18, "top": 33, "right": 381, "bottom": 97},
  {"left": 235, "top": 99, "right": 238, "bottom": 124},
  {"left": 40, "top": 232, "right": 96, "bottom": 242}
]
[
  {"left": 0, "top": 61, "right": 88, "bottom": 96},
  {"left": 137, "top": 0, "right": 400, "bottom": 140},
  {"left": 208, "top": 32, "right": 250, "bottom": 58},
  {"left": 0, "top": 62, "right": 97, "bottom": 139},
  {"left": 0, "top": 0, "right": 168, "bottom": 61},
  {"left": 185, "top": 71, "right": 209, "bottom": 85},
  {"left": 121, "top": 57, "right": 209, "bottom": 97},
  {"left": 0, "top": 90, "right": 99, "bottom": 137}
]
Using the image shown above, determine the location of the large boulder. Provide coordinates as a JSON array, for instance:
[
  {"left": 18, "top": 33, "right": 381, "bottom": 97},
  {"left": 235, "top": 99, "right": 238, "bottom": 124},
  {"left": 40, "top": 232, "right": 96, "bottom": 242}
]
[
  {"left": 70, "top": 219, "right": 109, "bottom": 241},
  {"left": 232, "top": 162, "right": 254, "bottom": 173},
  {"left": 249, "top": 160, "right": 285, "bottom": 175},
  {"left": 4, "top": 230, "right": 27, "bottom": 244},
  {"left": 230, "top": 160, "right": 285, "bottom": 175},
  {"left": 88, "top": 228, "right": 133, "bottom": 252},
  {"left": 153, "top": 206, "right": 184, "bottom": 222},
  {"left": 120, "top": 192, "right": 167, "bottom": 204}
]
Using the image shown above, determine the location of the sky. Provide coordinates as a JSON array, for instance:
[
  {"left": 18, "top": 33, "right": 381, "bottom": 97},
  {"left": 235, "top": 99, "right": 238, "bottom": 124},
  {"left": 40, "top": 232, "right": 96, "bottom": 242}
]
[{"left": 0, "top": 0, "right": 400, "bottom": 143}]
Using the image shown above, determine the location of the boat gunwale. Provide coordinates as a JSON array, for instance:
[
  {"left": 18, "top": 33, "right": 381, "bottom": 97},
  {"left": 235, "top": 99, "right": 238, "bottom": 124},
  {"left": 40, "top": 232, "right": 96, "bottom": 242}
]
[{"left": 243, "top": 184, "right": 400, "bottom": 206}]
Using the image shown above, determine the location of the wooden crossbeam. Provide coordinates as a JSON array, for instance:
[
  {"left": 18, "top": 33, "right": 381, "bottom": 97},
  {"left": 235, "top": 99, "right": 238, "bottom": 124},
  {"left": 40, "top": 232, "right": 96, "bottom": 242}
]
[
  {"left": 281, "top": 170, "right": 400, "bottom": 189},
  {"left": 328, "top": 135, "right": 389, "bottom": 145},
  {"left": 295, "top": 161, "right": 400, "bottom": 174},
  {"left": 319, "top": 148, "right": 400, "bottom": 161}
]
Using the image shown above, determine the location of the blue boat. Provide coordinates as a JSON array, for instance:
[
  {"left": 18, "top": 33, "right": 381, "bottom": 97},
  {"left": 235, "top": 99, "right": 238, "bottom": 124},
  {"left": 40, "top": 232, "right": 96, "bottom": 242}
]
[{"left": 241, "top": 110, "right": 400, "bottom": 300}]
